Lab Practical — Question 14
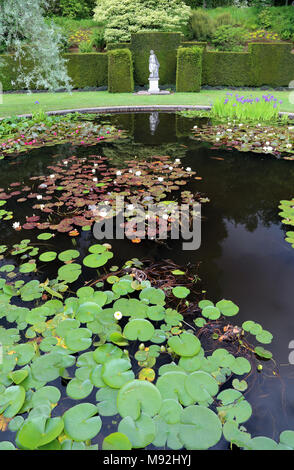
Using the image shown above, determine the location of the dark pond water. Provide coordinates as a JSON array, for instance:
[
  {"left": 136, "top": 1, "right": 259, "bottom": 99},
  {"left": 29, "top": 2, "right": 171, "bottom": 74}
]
[{"left": 1, "top": 111, "right": 294, "bottom": 447}]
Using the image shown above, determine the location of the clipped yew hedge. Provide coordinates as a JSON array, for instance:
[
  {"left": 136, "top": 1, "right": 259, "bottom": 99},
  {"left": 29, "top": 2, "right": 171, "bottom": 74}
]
[
  {"left": 249, "top": 42, "right": 294, "bottom": 87},
  {"left": 176, "top": 46, "right": 203, "bottom": 92},
  {"left": 202, "top": 51, "right": 252, "bottom": 87},
  {"left": 108, "top": 48, "right": 134, "bottom": 93},
  {"left": 0, "top": 53, "right": 108, "bottom": 91}
]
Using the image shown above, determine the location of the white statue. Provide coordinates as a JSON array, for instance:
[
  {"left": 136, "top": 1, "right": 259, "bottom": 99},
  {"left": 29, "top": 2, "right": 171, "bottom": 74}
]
[
  {"left": 149, "top": 50, "right": 160, "bottom": 80},
  {"left": 148, "top": 50, "right": 160, "bottom": 93}
]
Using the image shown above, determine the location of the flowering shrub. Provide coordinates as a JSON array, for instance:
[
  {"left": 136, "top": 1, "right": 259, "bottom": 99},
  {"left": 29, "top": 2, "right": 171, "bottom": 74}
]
[
  {"left": 93, "top": 0, "right": 191, "bottom": 44},
  {"left": 211, "top": 93, "right": 284, "bottom": 123},
  {"left": 68, "top": 29, "right": 91, "bottom": 46},
  {"left": 248, "top": 29, "right": 279, "bottom": 41}
]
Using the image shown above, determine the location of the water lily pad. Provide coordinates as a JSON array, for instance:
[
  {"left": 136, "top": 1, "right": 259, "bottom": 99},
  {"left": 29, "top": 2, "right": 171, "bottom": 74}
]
[
  {"left": 101, "top": 358, "right": 134, "bottom": 388},
  {"left": 67, "top": 378, "right": 93, "bottom": 400},
  {"left": 179, "top": 405, "right": 222, "bottom": 450},
  {"left": 157, "top": 372, "right": 194, "bottom": 407},
  {"left": 216, "top": 299, "right": 239, "bottom": 317},
  {"left": 39, "top": 251, "right": 57, "bottom": 262},
  {"left": 96, "top": 387, "right": 119, "bottom": 416},
  {"left": 185, "top": 371, "right": 219, "bottom": 404},
  {"left": 63, "top": 403, "right": 102, "bottom": 442},
  {"left": 58, "top": 250, "right": 80, "bottom": 262},
  {"left": 117, "top": 380, "right": 162, "bottom": 420},
  {"left": 58, "top": 263, "right": 81, "bottom": 283},
  {"left": 118, "top": 413, "right": 156, "bottom": 449},
  {"left": 168, "top": 332, "right": 201, "bottom": 357},
  {"left": 102, "top": 432, "right": 132, "bottom": 450},
  {"left": 172, "top": 286, "right": 190, "bottom": 299},
  {"left": 0, "top": 385, "right": 26, "bottom": 418},
  {"left": 64, "top": 328, "right": 92, "bottom": 352},
  {"left": 123, "top": 319, "right": 155, "bottom": 341}
]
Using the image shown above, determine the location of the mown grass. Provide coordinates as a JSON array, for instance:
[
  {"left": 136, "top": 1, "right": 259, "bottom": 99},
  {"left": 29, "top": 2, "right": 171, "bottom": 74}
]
[{"left": 0, "top": 89, "right": 293, "bottom": 118}]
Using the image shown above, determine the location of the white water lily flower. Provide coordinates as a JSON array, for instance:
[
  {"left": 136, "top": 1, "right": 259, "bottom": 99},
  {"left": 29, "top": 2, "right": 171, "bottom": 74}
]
[
  {"left": 63, "top": 160, "right": 68, "bottom": 165},
  {"left": 92, "top": 169, "right": 96, "bottom": 173},
  {"left": 169, "top": 166, "right": 173, "bottom": 170},
  {"left": 36, "top": 195, "right": 42, "bottom": 200},
  {"left": 49, "top": 174, "right": 55, "bottom": 179},
  {"left": 93, "top": 177, "right": 98, "bottom": 182},
  {"left": 116, "top": 170, "right": 122, "bottom": 176},
  {"left": 227, "top": 129, "right": 232, "bottom": 132},
  {"left": 216, "top": 138, "right": 220, "bottom": 141},
  {"left": 127, "top": 204, "right": 134, "bottom": 211},
  {"left": 135, "top": 171, "right": 141, "bottom": 176},
  {"left": 13, "top": 222, "right": 20, "bottom": 229},
  {"left": 175, "top": 159, "right": 181, "bottom": 163},
  {"left": 94, "top": 163, "right": 98, "bottom": 167},
  {"left": 186, "top": 167, "right": 191, "bottom": 172},
  {"left": 193, "top": 125, "right": 198, "bottom": 129},
  {"left": 114, "top": 311, "right": 122, "bottom": 320},
  {"left": 158, "top": 177, "right": 164, "bottom": 182},
  {"left": 39, "top": 204, "right": 45, "bottom": 210}
]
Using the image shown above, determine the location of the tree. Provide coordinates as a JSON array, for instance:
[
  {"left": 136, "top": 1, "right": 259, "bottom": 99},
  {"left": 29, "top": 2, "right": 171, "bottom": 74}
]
[
  {"left": 93, "top": 0, "right": 192, "bottom": 43},
  {"left": 0, "top": 0, "right": 72, "bottom": 91}
]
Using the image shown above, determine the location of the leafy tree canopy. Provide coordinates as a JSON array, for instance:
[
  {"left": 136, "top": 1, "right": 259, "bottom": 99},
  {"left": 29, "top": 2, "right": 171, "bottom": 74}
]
[
  {"left": 94, "top": 0, "right": 192, "bottom": 43},
  {"left": 0, "top": 0, "right": 72, "bottom": 91}
]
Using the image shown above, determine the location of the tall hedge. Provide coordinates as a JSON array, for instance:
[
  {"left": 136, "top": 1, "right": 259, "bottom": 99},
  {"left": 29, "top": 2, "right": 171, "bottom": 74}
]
[
  {"left": 0, "top": 53, "right": 108, "bottom": 91},
  {"left": 249, "top": 42, "right": 294, "bottom": 87},
  {"left": 176, "top": 46, "right": 202, "bottom": 92},
  {"left": 131, "top": 32, "right": 182, "bottom": 86},
  {"left": 202, "top": 51, "right": 252, "bottom": 86},
  {"left": 65, "top": 53, "right": 108, "bottom": 88},
  {"left": 108, "top": 48, "right": 134, "bottom": 93}
]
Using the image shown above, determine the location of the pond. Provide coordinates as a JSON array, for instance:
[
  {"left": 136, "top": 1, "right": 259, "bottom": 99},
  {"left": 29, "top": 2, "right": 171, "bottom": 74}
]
[{"left": 1, "top": 111, "right": 294, "bottom": 450}]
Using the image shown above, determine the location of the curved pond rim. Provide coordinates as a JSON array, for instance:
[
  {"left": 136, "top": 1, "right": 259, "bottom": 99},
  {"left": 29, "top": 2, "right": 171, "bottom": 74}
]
[{"left": 1, "top": 105, "right": 294, "bottom": 120}]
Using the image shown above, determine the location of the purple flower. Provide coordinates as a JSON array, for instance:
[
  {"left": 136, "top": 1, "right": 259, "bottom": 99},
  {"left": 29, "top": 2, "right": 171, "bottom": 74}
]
[{"left": 35, "top": 101, "right": 39, "bottom": 104}]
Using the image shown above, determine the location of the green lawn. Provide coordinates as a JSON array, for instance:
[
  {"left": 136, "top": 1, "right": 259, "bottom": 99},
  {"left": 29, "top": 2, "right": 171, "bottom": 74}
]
[{"left": 0, "top": 90, "right": 293, "bottom": 118}]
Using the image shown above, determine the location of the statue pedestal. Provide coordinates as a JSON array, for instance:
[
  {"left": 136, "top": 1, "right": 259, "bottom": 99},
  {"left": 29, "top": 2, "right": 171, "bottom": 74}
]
[{"left": 148, "top": 78, "right": 160, "bottom": 94}]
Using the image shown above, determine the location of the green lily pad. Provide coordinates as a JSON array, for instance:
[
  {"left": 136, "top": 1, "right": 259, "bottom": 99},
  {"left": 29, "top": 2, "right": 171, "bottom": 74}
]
[
  {"left": 123, "top": 319, "right": 155, "bottom": 341},
  {"left": 0, "top": 385, "right": 26, "bottom": 418},
  {"left": 179, "top": 405, "right": 222, "bottom": 450},
  {"left": 101, "top": 358, "right": 134, "bottom": 389},
  {"left": 168, "top": 332, "right": 201, "bottom": 357},
  {"left": 63, "top": 403, "right": 102, "bottom": 442},
  {"left": 117, "top": 380, "right": 162, "bottom": 420},
  {"left": 172, "top": 286, "right": 190, "bottom": 299},
  {"left": 102, "top": 432, "right": 132, "bottom": 450},
  {"left": 185, "top": 371, "right": 219, "bottom": 404},
  {"left": 118, "top": 412, "right": 156, "bottom": 449}
]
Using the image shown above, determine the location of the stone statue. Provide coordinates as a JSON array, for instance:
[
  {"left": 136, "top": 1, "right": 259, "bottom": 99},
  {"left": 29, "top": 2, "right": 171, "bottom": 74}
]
[{"left": 149, "top": 50, "right": 160, "bottom": 80}]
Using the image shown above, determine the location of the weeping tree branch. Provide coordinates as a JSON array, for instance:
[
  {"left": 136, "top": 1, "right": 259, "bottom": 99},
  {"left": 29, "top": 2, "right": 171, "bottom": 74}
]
[{"left": 0, "top": 0, "right": 72, "bottom": 92}]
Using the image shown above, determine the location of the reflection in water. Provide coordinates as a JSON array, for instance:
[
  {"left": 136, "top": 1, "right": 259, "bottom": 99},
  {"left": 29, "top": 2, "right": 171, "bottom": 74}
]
[
  {"left": 2, "top": 112, "right": 294, "bottom": 443},
  {"left": 149, "top": 112, "right": 160, "bottom": 135}
]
